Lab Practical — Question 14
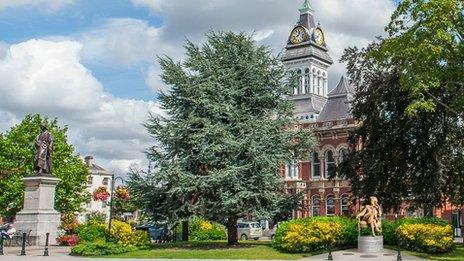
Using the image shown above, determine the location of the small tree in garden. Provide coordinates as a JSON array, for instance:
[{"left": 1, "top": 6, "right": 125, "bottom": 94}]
[
  {"left": 0, "top": 114, "right": 89, "bottom": 217},
  {"left": 138, "top": 31, "right": 315, "bottom": 245}
]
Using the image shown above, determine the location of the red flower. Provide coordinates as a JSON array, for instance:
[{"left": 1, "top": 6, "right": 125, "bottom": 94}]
[{"left": 93, "top": 186, "right": 110, "bottom": 201}]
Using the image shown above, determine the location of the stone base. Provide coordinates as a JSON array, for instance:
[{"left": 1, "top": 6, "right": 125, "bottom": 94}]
[
  {"left": 14, "top": 175, "right": 61, "bottom": 246},
  {"left": 358, "top": 236, "right": 383, "bottom": 253},
  {"left": 15, "top": 210, "right": 60, "bottom": 246}
]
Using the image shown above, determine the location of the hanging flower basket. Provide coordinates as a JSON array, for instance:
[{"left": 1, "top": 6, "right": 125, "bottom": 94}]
[
  {"left": 93, "top": 186, "right": 110, "bottom": 201},
  {"left": 115, "top": 186, "right": 130, "bottom": 201}
]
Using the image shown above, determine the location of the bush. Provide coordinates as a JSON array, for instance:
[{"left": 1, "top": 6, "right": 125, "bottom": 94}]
[
  {"left": 396, "top": 222, "right": 453, "bottom": 254},
  {"left": 111, "top": 220, "right": 150, "bottom": 247},
  {"left": 71, "top": 242, "right": 136, "bottom": 256},
  {"left": 77, "top": 220, "right": 109, "bottom": 243},
  {"left": 189, "top": 218, "right": 227, "bottom": 241},
  {"left": 273, "top": 217, "right": 356, "bottom": 253},
  {"left": 383, "top": 217, "right": 454, "bottom": 254}
]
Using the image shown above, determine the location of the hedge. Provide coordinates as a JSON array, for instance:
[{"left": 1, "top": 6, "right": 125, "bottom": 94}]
[{"left": 274, "top": 216, "right": 454, "bottom": 254}]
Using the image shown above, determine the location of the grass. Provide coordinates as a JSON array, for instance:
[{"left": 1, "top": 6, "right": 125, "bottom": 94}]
[
  {"left": 407, "top": 244, "right": 464, "bottom": 261},
  {"left": 104, "top": 241, "right": 309, "bottom": 260}
]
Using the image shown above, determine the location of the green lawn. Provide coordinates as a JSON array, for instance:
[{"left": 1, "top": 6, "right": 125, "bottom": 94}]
[
  {"left": 105, "top": 241, "right": 308, "bottom": 260},
  {"left": 408, "top": 244, "right": 464, "bottom": 261}
]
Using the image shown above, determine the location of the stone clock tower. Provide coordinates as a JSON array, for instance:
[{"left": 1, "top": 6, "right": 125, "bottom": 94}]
[{"left": 281, "top": 0, "right": 333, "bottom": 123}]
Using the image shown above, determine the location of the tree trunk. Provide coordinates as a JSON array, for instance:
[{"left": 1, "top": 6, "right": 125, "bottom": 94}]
[
  {"left": 227, "top": 215, "right": 238, "bottom": 245},
  {"left": 424, "top": 205, "right": 434, "bottom": 217},
  {"left": 182, "top": 220, "right": 189, "bottom": 241}
]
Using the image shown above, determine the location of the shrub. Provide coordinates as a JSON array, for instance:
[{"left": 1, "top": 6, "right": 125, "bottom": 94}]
[
  {"left": 77, "top": 220, "right": 109, "bottom": 243},
  {"left": 57, "top": 234, "right": 79, "bottom": 246},
  {"left": 382, "top": 217, "right": 453, "bottom": 253},
  {"left": 273, "top": 217, "right": 355, "bottom": 253},
  {"left": 86, "top": 211, "right": 107, "bottom": 223},
  {"left": 71, "top": 242, "right": 136, "bottom": 256},
  {"left": 111, "top": 220, "right": 150, "bottom": 247},
  {"left": 188, "top": 218, "right": 227, "bottom": 241},
  {"left": 396, "top": 223, "right": 454, "bottom": 254}
]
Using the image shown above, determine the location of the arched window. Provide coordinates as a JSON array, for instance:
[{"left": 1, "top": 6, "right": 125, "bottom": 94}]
[
  {"left": 325, "top": 150, "right": 335, "bottom": 178},
  {"left": 326, "top": 195, "right": 335, "bottom": 216},
  {"left": 312, "top": 152, "right": 321, "bottom": 178},
  {"left": 297, "top": 69, "right": 303, "bottom": 94},
  {"left": 304, "top": 68, "right": 310, "bottom": 94},
  {"left": 339, "top": 148, "right": 349, "bottom": 163},
  {"left": 312, "top": 195, "right": 320, "bottom": 216},
  {"left": 341, "top": 194, "right": 350, "bottom": 216},
  {"left": 287, "top": 162, "right": 299, "bottom": 179}
]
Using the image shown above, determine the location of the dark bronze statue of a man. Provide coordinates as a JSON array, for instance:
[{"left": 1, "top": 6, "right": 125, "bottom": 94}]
[{"left": 34, "top": 124, "right": 54, "bottom": 175}]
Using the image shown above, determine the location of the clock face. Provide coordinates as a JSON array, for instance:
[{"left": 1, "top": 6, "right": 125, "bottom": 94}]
[
  {"left": 290, "top": 27, "right": 307, "bottom": 44},
  {"left": 313, "top": 28, "right": 325, "bottom": 45}
]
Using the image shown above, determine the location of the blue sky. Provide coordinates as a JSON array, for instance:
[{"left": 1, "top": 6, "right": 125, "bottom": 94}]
[
  {"left": 0, "top": 0, "right": 397, "bottom": 174},
  {"left": 0, "top": 1, "right": 164, "bottom": 100}
]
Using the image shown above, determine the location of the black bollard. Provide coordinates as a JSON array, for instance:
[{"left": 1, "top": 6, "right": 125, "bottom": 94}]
[
  {"left": 396, "top": 239, "right": 402, "bottom": 261},
  {"left": 20, "top": 232, "right": 26, "bottom": 256},
  {"left": 327, "top": 245, "right": 333, "bottom": 260},
  {"left": 0, "top": 235, "right": 4, "bottom": 255},
  {"left": 43, "top": 233, "right": 49, "bottom": 256}
]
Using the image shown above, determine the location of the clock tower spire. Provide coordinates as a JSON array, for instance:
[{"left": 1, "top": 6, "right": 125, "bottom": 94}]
[{"left": 281, "top": 0, "right": 333, "bottom": 123}]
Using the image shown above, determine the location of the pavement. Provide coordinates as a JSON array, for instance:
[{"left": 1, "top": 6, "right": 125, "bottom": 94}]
[{"left": 0, "top": 246, "right": 427, "bottom": 260}]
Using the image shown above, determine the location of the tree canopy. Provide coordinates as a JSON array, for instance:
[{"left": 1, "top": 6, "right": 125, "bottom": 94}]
[
  {"left": 0, "top": 114, "right": 89, "bottom": 217},
  {"left": 380, "top": 0, "right": 463, "bottom": 115},
  {"left": 339, "top": 0, "right": 464, "bottom": 214},
  {"left": 129, "top": 31, "right": 315, "bottom": 244}
]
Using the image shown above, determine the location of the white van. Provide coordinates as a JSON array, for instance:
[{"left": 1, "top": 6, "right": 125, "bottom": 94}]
[{"left": 237, "top": 221, "right": 262, "bottom": 240}]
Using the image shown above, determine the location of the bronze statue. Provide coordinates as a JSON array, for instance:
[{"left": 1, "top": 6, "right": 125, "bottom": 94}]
[
  {"left": 356, "top": 196, "right": 382, "bottom": 237},
  {"left": 34, "top": 124, "right": 54, "bottom": 175}
]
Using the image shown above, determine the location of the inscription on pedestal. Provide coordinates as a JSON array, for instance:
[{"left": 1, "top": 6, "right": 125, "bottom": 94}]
[{"left": 358, "top": 236, "right": 383, "bottom": 253}]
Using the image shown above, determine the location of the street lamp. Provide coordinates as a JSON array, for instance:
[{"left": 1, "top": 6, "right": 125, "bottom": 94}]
[{"left": 108, "top": 175, "right": 126, "bottom": 231}]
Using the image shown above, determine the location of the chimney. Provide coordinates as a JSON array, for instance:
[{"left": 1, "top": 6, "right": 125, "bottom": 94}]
[{"left": 84, "top": 155, "right": 94, "bottom": 167}]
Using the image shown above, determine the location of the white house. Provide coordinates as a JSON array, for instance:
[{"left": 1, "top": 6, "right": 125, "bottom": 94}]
[{"left": 77, "top": 155, "right": 113, "bottom": 223}]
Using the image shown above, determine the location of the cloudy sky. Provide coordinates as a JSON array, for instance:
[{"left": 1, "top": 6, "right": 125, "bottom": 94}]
[{"left": 0, "top": 0, "right": 396, "bottom": 175}]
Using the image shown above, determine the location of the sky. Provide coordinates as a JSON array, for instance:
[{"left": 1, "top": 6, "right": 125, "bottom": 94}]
[{"left": 0, "top": 0, "right": 396, "bottom": 176}]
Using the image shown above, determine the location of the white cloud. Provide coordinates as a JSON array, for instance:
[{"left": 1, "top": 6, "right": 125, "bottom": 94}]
[
  {"left": 131, "top": 0, "right": 395, "bottom": 89},
  {"left": 0, "top": 39, "right": 162, "bottom": 173},
  {"left": 0, "top": 0, "right": 73, "bottom": 11}
]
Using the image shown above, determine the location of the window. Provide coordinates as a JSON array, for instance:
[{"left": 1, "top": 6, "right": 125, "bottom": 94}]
[
  {"left": 304, "top": 68, "right": 310, "bottom": 94},
  {"left": 102, "top": 177, "right": 109, "bottom": 186},
  {"left": 341, "top": 195, "right": 350, "bottom": 216},
  {"left": 102, "top": 201, "right": 107, "bottom": 208},
  {"left": 325, "top": 150, "right": 335, "bottom": 178},
  {"left": 312, "top": 152, "right": 321, "bottom": 178},
  {"left": 297, "top": 69, "right": 303, "bottom": 94},
  {"left": 312, "top": 195, "right": 320, "bottom": 216},
  {"left": 339, "top": 149, "right": 349, "bottom": 163},
  {"left": 326, "top": 195, "right": 335, "bottom": 216},
  {"left": 87, "top": 176, "right": 93, "bottom": 186},
  {"left": 287, "top": 163, "right": 299, "bottom": 179}
]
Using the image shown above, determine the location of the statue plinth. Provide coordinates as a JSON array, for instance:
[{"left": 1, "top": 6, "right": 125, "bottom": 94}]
[
  {"left": 15, "top": 175, "right": 61, "bottom": 246},
  {"left": 358, "top": 236, "right": 383, "bottom": 253}
]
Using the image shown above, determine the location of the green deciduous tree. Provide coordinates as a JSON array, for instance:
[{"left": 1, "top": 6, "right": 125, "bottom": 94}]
[
  {"left": 380, "top": 0, "right": 464, "bottom": 116},
  {"left": 0, "top": 114, "right": 89, "bottom": 218},
  {"left": 130, "top": 31, "right": 315, "bottom": 245},
  {"left": 339, "top": 39, "right": 464, "bottom": 214}
]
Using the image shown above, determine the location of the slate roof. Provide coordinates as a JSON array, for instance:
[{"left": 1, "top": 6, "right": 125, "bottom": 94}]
[
  {"left": 317, "top": 76, "right": 355, "bottom": 122},
  {"left": 281, "top": 44, "right": 333, "bottom": 65},
  {"left": 291, "top": 94, "right": 326, "bottom": 114}
]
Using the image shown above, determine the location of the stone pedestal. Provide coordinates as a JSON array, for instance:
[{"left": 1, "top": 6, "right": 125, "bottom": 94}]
[
  {"left": 358, "top": 236, "right": 383, "bottom": 253},
  {"left": 15, "top": 175, "right": 61, "bottom": 246}
]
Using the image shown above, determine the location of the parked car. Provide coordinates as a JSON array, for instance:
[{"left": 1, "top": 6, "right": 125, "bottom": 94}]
[
  {"left": 237, "top": 221, "right": 262, "bottom": 240},
  {"left": 136, "top": 222, "right": 173, "bottom": 243}
]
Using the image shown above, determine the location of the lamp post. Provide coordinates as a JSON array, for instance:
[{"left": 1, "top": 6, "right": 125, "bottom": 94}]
[{"left": 107, "top": 175, "right": 126, "bottom": 231}]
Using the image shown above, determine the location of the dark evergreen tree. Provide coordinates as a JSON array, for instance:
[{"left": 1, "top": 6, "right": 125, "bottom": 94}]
[{"left": 132, "top": 31, "right": 315, "bottom": 245}]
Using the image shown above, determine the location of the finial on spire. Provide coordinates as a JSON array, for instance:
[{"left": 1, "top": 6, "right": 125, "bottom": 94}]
[{"left": 299, "top": 0, "right": 313, "bottom": 13}]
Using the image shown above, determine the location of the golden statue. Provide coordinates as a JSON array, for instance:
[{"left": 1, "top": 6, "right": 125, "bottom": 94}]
[{"left": 356, "top": 196, "right": 382, "bottom": 237}]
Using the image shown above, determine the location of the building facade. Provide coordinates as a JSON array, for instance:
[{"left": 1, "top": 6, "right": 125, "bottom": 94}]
[
  {"left": 280, "top": 0, "right": 357, "bottom": 218},
  {"left": 77, "top": 155, "right": 113, "bottom": 223}
]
